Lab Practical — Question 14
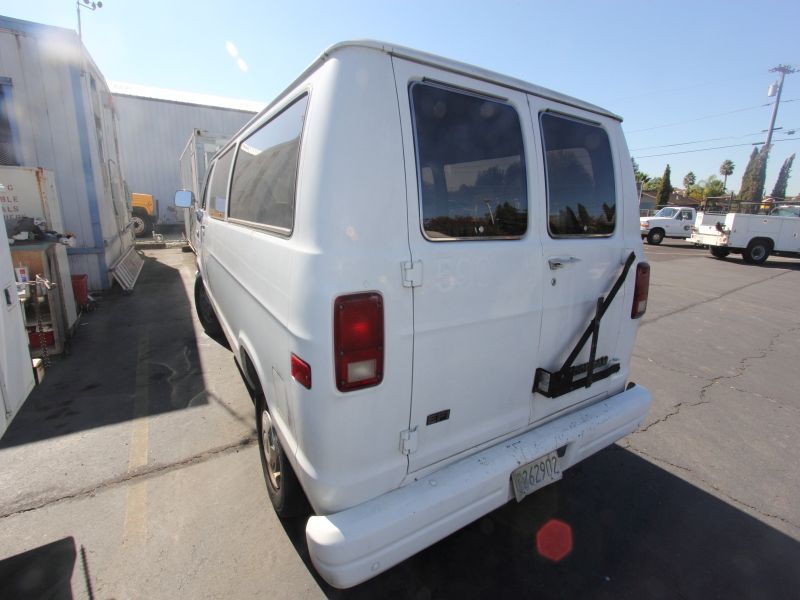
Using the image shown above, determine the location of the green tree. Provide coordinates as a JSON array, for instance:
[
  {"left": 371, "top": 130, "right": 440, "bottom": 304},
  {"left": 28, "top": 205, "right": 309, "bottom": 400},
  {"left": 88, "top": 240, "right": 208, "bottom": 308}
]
[
  {"left": 632, "top": 157, "right": 651, "bottom": 187},
  {"left": 683, "top": 171, "right": 696, "bottom": 197},
  {"left": 719, "top": 159, "right": 735, "bottom": 190},
  {"left": 656, "top": 164, "right": 673, "bottom": 207},
  {"left": 738, "top": 146, "right": 769, "bottom": 208},
  {"left": 770, "top": 153, "right": 795, "bottom": 199},
  {"left": 643, "top": 176, "right": 661, "bottom": 191},
  {"left": 699, "top": 175, "right": 725, "bottom": 198}
]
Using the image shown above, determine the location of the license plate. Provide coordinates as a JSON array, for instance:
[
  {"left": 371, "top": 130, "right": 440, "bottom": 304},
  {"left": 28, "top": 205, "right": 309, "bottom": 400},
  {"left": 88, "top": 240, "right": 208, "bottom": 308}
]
[{"left": 511, "top": 450, "right": 562, "bottom": 502}]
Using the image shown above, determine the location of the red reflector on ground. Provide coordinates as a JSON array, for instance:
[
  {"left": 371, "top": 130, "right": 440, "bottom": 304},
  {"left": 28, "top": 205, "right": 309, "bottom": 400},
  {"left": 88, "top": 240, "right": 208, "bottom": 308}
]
[
  {"left": 291, "top": 353, "right": 312, "bottom": 389},
  {"left": 536, "top": 518, "right": 573, "bottom": 562}
]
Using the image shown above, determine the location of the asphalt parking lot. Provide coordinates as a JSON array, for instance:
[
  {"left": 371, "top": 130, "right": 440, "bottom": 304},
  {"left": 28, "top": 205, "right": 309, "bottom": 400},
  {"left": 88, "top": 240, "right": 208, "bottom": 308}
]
[{"left": 1, "top": 241, "right": 798, "bottom": 599}]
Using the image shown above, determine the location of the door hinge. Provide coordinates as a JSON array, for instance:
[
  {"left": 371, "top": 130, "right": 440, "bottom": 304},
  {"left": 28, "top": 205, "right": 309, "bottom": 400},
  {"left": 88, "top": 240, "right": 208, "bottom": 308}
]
[
  {"left": 400, "top": 427, "right": 418, "bottom": 455},
  {"left": 402, "top": 260, "right": 422, "bottom": 288}
]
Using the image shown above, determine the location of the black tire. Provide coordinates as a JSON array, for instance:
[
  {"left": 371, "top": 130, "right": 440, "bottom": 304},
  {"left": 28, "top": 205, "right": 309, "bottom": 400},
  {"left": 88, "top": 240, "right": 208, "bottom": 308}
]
[
  {"left": 647, "top": 229, "right": 664, "bottom": 245},
  {"left": 743, "top": 239, "right": 771, "bottom": 264},
  {"left": 194, "top": 277, "right": 223, "bottom": 338},
  {"left": 256, "top": 393, "right": 308, "bottom": 518},
  {"left": 710, "top": 247, "right": 730, "bottom": 259},
  {"left": 131, "top": 209, "right": 153, "bottom": 237}
]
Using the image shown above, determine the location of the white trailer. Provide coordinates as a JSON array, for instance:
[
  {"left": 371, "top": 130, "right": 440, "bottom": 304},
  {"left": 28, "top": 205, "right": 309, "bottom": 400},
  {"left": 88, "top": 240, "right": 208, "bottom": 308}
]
[
  {"left": 0, "top": 16, "right": 133, "bottom": 290},
  {"left": 111, "top": 83, "right": 259, "bottom": 225},
  {"left": 1, "top": 221, "right": 35, "bottom": 439},
  {"left": 178, "top": 130, "right": 228, "bottom": 252},
  {"left": 690, "top": 205, "right": 800, "bottom": 263}
]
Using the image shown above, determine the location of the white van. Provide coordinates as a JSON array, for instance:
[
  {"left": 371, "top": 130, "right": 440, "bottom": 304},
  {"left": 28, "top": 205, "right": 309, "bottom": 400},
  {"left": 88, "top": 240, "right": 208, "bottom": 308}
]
[{"left": 177, "top": 41, "right": 652, "bottom": 588}]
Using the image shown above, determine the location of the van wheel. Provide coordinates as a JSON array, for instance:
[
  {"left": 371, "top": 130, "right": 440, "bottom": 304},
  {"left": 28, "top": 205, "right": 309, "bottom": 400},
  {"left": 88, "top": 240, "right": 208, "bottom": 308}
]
[
  {"left": 710, "top": 247, "right": 730, "bottom": 259},
  {"left": 647, "top": 229, "right": 664, "bottom": 245},
  {"left": 256, "top": 393, "right": 308, "bottom": 518},
  {"left": 743, "top": 239, "right": 771, "bottom": 264},
  {"left": 194, "top": 277, "right": 222, "bottom": 338}
]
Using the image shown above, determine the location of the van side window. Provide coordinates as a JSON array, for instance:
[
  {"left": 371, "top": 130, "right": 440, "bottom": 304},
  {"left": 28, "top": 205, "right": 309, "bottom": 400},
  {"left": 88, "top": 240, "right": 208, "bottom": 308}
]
[
  {"left": 540, "top": 113, "right": 616, "bottom": 236},
  {"left": 410, "top": 83, "right": 527, "bottom": 240},
  {"left": 208, "top": 148, "right": 235, "bottom": 220},
  {"left": 228, "top": 95, "right": 309, "bottom": 233}
]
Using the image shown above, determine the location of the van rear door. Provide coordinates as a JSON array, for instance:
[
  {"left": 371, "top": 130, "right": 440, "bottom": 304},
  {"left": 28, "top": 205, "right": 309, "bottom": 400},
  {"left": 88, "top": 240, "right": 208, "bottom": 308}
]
[
  {"left": 528, "top": 98, "right": 633, "bottom": 423},
  {"left": 392, "top": 58, "right": 544, "bottom": 473}
]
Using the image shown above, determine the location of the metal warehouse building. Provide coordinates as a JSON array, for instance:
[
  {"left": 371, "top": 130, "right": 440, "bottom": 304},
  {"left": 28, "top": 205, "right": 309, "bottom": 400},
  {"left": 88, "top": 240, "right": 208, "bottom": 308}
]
[
  {"left": 110, "top": 82, "right": 262, "bottom": 225},
  {"left": 0, "top": 16, "right": 132, "bottom": 290}
]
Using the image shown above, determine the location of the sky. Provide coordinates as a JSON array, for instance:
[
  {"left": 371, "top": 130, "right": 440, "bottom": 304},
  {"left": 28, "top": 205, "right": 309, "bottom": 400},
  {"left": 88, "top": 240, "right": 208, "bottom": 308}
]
[{"left": 3, "top": 0, "right": 800, "bottom": 196}]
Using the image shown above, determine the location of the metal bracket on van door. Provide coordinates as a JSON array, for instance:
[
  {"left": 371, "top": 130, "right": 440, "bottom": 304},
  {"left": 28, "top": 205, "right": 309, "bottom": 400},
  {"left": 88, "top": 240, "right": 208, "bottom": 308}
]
[
  {"left": 533, "top": 251, "right": 637, "bottom": 399},
  {"left": 400, "top": 428, "right": 418, "bottom": 454},
  {"left": 402, "top": 261, "right": 423, "bottom": 288}
]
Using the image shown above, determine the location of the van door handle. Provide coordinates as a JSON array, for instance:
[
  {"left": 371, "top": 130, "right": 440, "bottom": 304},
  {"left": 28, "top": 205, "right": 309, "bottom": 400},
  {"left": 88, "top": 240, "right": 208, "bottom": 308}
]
[{"left": 548, "top": 256, "right": 581, "bottom": 270}]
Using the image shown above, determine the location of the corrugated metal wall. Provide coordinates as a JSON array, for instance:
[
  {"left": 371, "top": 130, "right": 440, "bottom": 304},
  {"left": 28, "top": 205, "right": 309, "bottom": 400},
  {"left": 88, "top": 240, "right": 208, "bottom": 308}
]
[
  {"left": 112, "top": 95, "right": 255, "bottom": 223},
  {"left": 0, "top": 17, "right": 133, "bottom": 290}
]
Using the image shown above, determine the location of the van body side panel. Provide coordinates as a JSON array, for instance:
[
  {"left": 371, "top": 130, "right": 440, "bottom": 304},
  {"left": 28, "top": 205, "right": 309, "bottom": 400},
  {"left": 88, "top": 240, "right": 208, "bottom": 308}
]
[
  {"left": 392, "top": 58, "right": 546, "bottom": 473},
  {"left": 281, "top": 50, "right": 414, "bottom": 513},
  {"left": 528, "top": 98, "right": 643, "bottom": 423}
]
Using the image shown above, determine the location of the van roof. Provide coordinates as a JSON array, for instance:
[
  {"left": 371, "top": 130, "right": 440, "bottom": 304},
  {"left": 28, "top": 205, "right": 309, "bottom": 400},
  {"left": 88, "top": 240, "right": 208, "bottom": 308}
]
[
  {"left": 219, "top": 40, "right": 622, "bottom": 159},
  {"left": 329, "top": 41, "right": 621, "bottom": 121}
]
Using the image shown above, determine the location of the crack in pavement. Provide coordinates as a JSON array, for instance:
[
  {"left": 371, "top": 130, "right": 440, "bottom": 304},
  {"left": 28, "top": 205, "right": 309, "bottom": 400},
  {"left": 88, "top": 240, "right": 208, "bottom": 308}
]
[
  {"left": 634, "top": 326, "right": 799, "bottom": 434},
  {"left": 0, "top": 435, "right": 257, "bottom": 521},
  {"left": 640, "top": 269, "right": 792, "bottom": 328},
  {"left": 629, "top": 445, "right": 800, "bottom": 533},
  {"left": 632, "top": 354, "right": 711, "bottom": 383}
]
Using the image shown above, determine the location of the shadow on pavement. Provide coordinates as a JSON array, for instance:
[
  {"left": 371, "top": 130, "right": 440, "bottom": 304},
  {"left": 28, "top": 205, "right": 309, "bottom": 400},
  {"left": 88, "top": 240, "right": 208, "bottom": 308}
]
[
  {"left": 281, "top": 447, "right": 800, "bottom": 599},
  {"left": 0, "top": 255, "right": 205, "bottom": 448},
  {"left": 0, "top": 537, "right": 79, "bottom": 600},
  {"left": 704, "top": 255, "right": 800, "bottom": 270}
]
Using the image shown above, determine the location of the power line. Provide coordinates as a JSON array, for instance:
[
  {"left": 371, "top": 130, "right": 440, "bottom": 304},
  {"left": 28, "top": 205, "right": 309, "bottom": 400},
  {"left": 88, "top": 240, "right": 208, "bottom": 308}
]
[
  {"left": 630, "top": 127, "right": 799, "bottom": 151},
  {"left": 627, "top": 103, "right": 770, "bottom": 134},
  {"left": 634, "top": 137, "right": 798, "bottom": 159}
]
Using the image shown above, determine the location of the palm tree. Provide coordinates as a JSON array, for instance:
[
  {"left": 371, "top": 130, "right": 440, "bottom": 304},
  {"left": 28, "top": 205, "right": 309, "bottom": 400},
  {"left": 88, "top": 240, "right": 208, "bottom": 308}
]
[{"left": 719, "top": 159, "right": 735, "bottom": 191}]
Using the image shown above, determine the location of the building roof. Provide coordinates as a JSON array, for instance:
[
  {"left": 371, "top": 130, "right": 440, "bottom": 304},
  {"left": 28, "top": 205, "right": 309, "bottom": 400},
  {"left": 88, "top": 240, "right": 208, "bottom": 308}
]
[{"left": 108, "top": 81, "right": 265, "bottom": 114}]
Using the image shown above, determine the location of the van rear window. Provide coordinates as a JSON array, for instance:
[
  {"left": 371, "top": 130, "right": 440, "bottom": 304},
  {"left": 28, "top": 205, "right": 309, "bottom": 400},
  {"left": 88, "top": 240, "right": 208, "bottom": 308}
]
[
  {"left": 228, "top": 95, "right": 308, "bottom": 233},
  {"left": 540, "top": 113, "right": 616, "bottom": 236},
  {"left": 410, "top": 83, "right": 527, "bottom": 240}
]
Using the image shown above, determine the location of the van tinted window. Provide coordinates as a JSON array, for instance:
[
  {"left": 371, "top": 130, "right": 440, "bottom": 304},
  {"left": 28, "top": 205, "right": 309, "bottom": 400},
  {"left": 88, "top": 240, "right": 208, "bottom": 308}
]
[
  {"left": 410, "top": 83, "right": 527, "bottom": 240},
  {"left": 208, "top": 148, "right": 234, "bottom": 220},
  {"left": 540, "top": 113, "right": 616, "bottom": 236},
  {"left": 228, "top": 95, "right": 308, "bottom": 232}
]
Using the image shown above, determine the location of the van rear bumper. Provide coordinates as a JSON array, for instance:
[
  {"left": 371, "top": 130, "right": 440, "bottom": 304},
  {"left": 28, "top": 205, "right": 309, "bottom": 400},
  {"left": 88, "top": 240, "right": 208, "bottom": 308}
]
[{"left": 305, "top": 385, "right": 651, "bottom": 588}]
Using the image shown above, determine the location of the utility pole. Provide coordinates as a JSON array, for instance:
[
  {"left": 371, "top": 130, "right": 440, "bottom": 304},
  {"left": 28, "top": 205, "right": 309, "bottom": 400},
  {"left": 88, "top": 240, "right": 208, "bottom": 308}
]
[
  {"left": 765, "top": 64, "right": 797, "bottom": 149},
  {"left": 76, "top": 0, "right": 103, "bottom": 42}
]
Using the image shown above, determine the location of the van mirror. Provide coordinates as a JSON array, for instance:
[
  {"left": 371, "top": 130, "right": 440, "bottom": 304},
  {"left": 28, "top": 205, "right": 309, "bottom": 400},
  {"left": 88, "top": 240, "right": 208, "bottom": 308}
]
[{"left": 174, "top": 189, "right": 193, "bottom": 208}]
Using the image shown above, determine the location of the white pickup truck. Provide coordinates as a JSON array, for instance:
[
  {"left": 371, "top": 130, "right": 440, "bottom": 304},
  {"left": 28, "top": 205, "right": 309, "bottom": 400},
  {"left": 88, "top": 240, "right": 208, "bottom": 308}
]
[
  {"left": 689, "top": 205, "right": 800, "bottom": 264},
  {"left": 640, "top": 206, "right": 696, "bottom": 245}
]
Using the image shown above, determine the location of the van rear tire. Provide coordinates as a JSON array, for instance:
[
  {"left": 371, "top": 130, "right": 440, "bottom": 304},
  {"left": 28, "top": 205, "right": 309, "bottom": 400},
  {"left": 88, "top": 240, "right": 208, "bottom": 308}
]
[
  {"left": 194, "top": 277, "right": 223, "bottom": 338},
  {"left": 256, "top": 393, "right": 308, "bottom": 518},
  {"left": 710, "top": 247, "right": 730, "bottom": 259}
]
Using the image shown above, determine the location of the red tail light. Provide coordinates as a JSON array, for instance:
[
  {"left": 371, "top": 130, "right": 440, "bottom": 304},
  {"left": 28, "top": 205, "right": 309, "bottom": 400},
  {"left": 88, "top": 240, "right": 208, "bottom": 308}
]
[
  {"left": 631, "top": 262, "right": 650, "bottom": 319},
  {"left": 291, "top": 353, "right": 312, "bottom": 389},
  {"left": 334, "top": 292, "right": 384, "bottom": 392}
]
